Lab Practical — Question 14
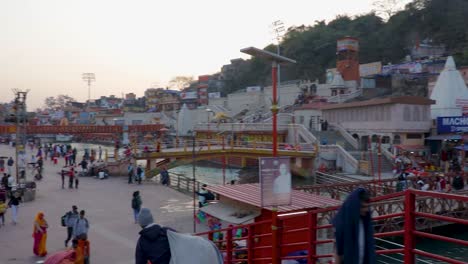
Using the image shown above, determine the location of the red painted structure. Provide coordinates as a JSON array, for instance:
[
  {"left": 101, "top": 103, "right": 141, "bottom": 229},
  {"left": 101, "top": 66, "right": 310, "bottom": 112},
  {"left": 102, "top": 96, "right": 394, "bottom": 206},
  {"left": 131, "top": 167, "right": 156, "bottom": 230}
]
[
  {"left": 197, "top": 189, "right": 468, "bottom": 263},
  {"left": 0, "top": 124, "right": 164, "bottom": 134}
]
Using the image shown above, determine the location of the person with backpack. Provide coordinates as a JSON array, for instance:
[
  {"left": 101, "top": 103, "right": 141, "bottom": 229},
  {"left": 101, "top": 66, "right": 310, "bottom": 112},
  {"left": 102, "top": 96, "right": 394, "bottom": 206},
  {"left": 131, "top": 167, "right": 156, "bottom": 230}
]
[
  {"left": 131, "top": 191, "right": 142, "bottom": 224},
  {"left": 63, "top": 205, "right": 79, "bottom": 247},
  {"left": 135, "top": 208, "right": 171, "bottom": 264},
  {"left": 73, "top": 210, "right": 89, "bottom": 239}
]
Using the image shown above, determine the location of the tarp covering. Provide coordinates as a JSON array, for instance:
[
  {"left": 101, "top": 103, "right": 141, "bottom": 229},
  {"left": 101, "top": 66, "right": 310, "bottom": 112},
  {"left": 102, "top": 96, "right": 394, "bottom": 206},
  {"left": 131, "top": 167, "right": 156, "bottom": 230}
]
[
  {"left": 200, "top": 202, "right": 261, "bottom": 224},
  {"left": 167, "top": 230, "right": 223, "bottom": 264},
  {"left": 426, "top": 134, "right": 462, "bottom": 141}
]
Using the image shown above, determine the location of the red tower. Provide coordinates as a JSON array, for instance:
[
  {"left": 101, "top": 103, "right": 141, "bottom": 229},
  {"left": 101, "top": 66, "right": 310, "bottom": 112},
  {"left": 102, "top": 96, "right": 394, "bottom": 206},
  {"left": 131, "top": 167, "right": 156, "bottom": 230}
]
[{"left": 336, "top": 37, "right": 360, "bottom": 83}]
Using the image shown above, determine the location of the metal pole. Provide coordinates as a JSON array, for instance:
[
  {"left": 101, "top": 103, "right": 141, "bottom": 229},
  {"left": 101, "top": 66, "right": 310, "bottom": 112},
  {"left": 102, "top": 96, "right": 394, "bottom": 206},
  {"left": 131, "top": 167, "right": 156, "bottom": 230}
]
[
  {"left": 15, "top": 100, "right": 19, "bottom": 183},
  {"left": 404, "top": 190, "right": 416, "bottom": 264},
  {"left": 192, "top": 134, "right": 196, "bottom": 233},
  {"left": 378, "top": 136, "right": 382, "bottom": 185},
  {"left": 272, "top": 61, "right": 279, "bottom": 157}
]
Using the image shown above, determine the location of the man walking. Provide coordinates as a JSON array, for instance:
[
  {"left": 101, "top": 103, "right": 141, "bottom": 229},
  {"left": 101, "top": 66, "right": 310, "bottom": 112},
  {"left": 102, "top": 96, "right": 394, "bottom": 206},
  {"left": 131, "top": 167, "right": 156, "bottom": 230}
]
[
  {"left": 135, "top": 208, "right": 171, "bottom": 264},
  {"left": 64, "top": 205, "right": 79, "bottom": 247},
  {"left": 128, "top": 163, "right": 134, "bottom": 184},
  {"left": 332, "top": 188, "right": 375, "bottom": 264},
  {"left": 98, "top": 146, "right": 102, "bottom": 162},
  {"left": 7, "top": 157, "right": 14, "bottom": 175},
  {"left": 69, "top": 167, "right": 76, "bottom": 189},
  {"left": 136, "top": 165, "right": 143, "bottom": 185},
  {"left": 73, "top": 210, "right": 89, "bottom": 239}
]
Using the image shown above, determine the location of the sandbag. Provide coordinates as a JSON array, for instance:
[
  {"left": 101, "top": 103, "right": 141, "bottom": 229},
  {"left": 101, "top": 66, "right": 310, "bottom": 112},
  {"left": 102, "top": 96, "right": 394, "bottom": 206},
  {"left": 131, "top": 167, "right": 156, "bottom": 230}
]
[{"left": 167, "top": 230, "right": 223, "bottom": 264}]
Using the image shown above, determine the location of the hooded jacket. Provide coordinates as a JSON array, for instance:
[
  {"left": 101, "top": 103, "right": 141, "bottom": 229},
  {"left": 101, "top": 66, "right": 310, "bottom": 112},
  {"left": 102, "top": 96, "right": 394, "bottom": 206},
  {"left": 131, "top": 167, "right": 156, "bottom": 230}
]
[
  {"left": 135, "top": 224, "right": 171, "bottom": 264},
  {"left": 332, "top": 188, "right": 376, "bottom": 264}
]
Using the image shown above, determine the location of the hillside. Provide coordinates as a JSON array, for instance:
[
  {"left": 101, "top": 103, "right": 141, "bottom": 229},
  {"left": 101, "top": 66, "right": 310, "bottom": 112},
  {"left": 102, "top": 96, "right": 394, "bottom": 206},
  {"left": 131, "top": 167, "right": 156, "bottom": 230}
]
[{"left": 221, "top": 0, "right": 468, "bottom": 94}]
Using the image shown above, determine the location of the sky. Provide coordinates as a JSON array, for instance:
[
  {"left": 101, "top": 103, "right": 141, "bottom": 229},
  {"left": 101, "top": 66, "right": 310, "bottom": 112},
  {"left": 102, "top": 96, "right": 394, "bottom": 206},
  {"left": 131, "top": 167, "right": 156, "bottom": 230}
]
[{"left": 0, "top": 0, "right": 409, "bottom": 109}]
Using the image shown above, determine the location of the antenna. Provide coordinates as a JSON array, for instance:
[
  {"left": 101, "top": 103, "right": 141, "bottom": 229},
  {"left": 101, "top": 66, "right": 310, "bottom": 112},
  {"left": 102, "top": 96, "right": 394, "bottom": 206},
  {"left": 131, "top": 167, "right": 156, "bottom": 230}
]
[{"left": 82, "top": 73, "right": 96, "bottom": 105}]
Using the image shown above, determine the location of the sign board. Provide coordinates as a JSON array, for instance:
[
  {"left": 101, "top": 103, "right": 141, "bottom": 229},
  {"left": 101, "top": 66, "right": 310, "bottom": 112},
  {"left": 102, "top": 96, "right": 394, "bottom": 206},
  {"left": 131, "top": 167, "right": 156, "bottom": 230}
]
[
  {"left": 359, "top": 62, "right": 382, "bottom": 77},
  {"left": 259, "top": 157, "right": 292, "bottom": 207},
  {"left": 437, "top": 116, "right": 468, "bottom": 133},
  {"left": 180, "top": 92, "right": 197, "bottom": 100},
  {"left": 208, "top": 92, "right": 221, "bottom": 99},
  {"left": 246, "top": 86, "right": 262, "bottom": 93},
  {"left": 382, "top": 62, "right": 424, "bottom": 75}
]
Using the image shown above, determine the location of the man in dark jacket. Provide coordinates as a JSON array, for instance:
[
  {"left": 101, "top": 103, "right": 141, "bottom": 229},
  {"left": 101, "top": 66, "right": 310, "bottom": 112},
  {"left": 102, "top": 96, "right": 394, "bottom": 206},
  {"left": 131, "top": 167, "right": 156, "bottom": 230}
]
[
  {"left": 135, "top": 208, "right": 171, "bottom": 264},
  {"left": 332, "top": 188, "right": 375, "bottom": 264}
]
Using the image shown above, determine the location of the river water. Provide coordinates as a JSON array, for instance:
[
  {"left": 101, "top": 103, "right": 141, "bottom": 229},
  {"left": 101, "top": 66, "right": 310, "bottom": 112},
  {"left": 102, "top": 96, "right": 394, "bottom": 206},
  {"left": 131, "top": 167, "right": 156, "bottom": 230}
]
[{"left": 69, "top": 142, "right": 467, "bottom": 262}]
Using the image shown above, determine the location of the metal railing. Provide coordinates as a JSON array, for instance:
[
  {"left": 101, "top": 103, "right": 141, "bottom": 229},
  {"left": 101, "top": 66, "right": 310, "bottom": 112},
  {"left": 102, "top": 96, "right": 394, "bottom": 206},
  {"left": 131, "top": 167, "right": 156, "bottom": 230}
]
[
  {"left": 195, "top": 189, "right": 468, "bottom": 264},
  {"left": 327, "top": 89, "right": 363, "bottom": 103},
  {"left": 194, "top": 122, "right": 290, "bottom": 132}
]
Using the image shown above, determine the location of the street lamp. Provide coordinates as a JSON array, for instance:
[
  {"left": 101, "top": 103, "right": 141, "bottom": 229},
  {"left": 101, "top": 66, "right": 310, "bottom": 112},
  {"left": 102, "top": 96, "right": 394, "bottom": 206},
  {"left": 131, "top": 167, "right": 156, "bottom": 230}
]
[
  {"left": 241, "top": 47, "right": 296, "bottom": 156},
  {"left": 189, "top": 130, "right": 197, "bottom": 233}
]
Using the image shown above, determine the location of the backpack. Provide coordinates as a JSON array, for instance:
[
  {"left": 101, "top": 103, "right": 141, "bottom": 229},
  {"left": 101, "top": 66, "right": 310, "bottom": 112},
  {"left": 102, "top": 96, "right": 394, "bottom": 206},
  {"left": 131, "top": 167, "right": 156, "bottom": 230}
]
[
  {"left": 166, "top": 230, "right": 223, "bottom": 264},
  {"left": 61, "top": 212, "right": 70, "bottom": 227},
  {"left": 205, "top": 192, "right": 215, "bottom": 201}
]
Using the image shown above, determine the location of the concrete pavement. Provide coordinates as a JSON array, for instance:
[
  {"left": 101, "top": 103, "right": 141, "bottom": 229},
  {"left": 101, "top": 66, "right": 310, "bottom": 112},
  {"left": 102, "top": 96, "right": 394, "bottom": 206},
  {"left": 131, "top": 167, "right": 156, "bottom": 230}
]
[{"left": 0, "top": 144, "right": 205, "bottom": 264}]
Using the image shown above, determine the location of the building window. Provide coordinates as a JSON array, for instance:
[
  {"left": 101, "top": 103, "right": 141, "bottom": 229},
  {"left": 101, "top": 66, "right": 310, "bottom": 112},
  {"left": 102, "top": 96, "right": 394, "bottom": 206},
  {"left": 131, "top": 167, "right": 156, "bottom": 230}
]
[
  {"left": 393, "top": 135, "right": 401, "bottom": 144},
  {"left": 382, "top": 136, "right": 391, "bottom": 144},
  {"left": 403, "top": 106, "right": 411, "bottom": 121},
  {"left": 299, "top": 116, "right": 304, "bottom": 124},
  {"left": 413, "top": 106, "right": 420, "bottom": 121},
  {"left": 406, "top": 133, "right": 422, "bottom": 139},
  {"left": 371, "top": 134, "right": 378, "bottom": 143}
]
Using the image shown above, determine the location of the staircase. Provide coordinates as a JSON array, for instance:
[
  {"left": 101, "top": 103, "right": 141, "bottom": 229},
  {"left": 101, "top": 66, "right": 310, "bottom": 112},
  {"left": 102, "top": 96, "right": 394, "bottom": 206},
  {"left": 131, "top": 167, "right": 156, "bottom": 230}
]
[{"left": 362, "top": 151, "right": 394, "bottom": 174}]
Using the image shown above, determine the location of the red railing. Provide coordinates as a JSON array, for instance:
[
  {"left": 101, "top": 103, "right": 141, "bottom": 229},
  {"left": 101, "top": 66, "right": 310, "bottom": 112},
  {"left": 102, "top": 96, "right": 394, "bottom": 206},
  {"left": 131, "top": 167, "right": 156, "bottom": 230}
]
[{"left": 196, "top": 189, "right": 468, "bottom": 263}]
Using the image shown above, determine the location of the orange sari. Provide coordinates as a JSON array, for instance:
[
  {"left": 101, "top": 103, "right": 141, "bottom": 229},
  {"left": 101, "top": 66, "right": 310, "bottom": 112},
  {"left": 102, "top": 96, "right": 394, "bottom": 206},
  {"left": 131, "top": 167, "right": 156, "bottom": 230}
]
[{"left": 33, "top": 212, "right": 48, "bottom": 257}]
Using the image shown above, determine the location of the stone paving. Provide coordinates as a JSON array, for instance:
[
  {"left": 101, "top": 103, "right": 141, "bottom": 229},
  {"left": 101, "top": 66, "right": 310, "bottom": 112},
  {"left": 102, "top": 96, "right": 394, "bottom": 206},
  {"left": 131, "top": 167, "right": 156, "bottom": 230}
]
[{"left": 0, "top": 144, "right": 207, "bottom": 264}]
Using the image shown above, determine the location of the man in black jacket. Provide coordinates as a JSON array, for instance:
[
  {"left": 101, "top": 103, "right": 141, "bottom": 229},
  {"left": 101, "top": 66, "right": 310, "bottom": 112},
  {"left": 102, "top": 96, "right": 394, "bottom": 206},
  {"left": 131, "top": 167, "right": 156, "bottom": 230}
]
[{"left": 135, "top": 208, "right": 171, "bottom": 264}]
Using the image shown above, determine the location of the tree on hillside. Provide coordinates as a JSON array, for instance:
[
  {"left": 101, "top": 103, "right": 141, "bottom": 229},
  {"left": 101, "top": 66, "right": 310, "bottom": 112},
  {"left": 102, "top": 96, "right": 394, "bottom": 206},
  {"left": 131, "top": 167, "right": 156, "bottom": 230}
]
[
  {"left": 373, "top": 0, "right": 405, "bottom": 20},
  {"left": 44, "top": 95, "right": 75, "bottom": 110},
  {"left": 168, "top": 76, "right": 195, "bottom": 90}
]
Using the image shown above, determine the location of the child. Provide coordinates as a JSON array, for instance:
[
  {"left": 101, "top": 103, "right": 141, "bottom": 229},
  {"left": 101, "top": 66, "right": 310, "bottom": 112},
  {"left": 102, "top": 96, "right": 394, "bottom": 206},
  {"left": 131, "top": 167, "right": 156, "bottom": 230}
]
[{"left": 0, "top": 199, "right": 6, "bottom": 227}]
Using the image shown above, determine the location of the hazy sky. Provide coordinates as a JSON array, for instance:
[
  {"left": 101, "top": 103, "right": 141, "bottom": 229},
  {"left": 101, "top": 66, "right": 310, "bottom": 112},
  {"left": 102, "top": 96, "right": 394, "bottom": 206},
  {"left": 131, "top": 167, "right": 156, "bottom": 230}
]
[{"left": 1, "top": 0, "right": 408, "bottom": 109}]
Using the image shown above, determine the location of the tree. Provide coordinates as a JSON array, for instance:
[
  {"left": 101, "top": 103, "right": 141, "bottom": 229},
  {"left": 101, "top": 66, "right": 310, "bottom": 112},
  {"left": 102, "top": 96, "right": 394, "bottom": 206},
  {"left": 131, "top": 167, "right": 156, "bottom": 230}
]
[
  {"left": 168, "top": 76, "right": 194, "bottom": 90},
  {"left": 44, "top": 95, "right": 76, "bottom": 110},
  {"left": 372, "top": 0, "right": 405, "bottom": 20}
]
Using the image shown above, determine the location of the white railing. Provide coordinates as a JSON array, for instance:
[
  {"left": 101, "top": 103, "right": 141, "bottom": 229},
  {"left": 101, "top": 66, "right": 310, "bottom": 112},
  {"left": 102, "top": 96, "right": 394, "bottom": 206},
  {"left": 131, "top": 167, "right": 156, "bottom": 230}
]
[
  {"left": 382, "top": 148, "right": 395, "bottom": 163},
  {"left": 331, "top": 122, "right": 359, "bottom": 150},
  {"left": 327, "top": 89, "right": 363, "bottom": 103},
  {"left": 335, "top": 144, "right": 359, "bottom": 170},
  {"left": 194, "top": 122, "right": 289, "bottom": 132},
  {"left": 290, "top": 123, "right": 317, "bottom": 144}
]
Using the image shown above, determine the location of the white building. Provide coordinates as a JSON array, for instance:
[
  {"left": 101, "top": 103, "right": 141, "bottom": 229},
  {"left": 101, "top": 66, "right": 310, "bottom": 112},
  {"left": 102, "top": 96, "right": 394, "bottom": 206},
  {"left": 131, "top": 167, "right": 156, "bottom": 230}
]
[{"left": 430, "top": 56, "right": 468, "bottom": 119}]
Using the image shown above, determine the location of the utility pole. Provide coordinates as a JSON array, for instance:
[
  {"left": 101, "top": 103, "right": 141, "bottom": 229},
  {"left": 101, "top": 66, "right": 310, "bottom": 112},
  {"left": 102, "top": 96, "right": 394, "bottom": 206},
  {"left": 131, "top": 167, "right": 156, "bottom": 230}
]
[
  {"left": 12, "top": 89, "right": 29, "bottom": 183},
  {"left": 82, "top": 73, "right": 96, "bottom": 107}
]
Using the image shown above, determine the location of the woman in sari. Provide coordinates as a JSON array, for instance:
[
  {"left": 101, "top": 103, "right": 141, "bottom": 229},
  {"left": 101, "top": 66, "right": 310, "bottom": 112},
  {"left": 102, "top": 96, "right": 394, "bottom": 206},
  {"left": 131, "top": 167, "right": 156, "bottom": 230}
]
[{"left": 33, "top": 211, "right": 48, "bottom": 257}]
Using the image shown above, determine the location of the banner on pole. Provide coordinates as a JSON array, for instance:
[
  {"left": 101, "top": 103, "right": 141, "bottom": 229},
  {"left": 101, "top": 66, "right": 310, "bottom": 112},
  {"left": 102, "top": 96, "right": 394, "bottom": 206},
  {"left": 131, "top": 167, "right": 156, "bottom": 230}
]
[{"left": 259, "top": 157, "right": 292, "bottom": 207}]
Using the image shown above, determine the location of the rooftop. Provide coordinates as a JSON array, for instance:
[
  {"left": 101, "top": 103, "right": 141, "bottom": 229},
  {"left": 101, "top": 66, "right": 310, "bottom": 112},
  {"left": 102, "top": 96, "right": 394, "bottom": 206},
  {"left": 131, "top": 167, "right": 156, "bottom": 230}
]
[
  {"left": 321, "top": 96, "right": 435, "bottom": 110},
  {"left": 205, "top": 183, "right": 341, "bottom": 212}
]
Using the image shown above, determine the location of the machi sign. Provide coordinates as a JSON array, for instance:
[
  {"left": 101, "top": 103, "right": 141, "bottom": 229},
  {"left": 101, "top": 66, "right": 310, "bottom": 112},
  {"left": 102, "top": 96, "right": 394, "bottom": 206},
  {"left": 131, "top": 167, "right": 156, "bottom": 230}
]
[{"left": 437, "top": 116, "right": 468, "bottom": 133}]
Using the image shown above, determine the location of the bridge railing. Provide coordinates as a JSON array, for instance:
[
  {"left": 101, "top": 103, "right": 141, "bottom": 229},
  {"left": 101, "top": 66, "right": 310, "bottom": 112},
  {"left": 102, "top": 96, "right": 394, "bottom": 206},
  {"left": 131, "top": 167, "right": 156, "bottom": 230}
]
[{"left": 195, "top": 189, "right": 468, "bottom": 264}]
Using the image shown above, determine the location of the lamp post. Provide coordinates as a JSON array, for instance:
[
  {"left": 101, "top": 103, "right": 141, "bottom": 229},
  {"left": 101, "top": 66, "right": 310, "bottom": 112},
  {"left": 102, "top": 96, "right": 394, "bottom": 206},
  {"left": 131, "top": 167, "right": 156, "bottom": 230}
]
[
  {"left": 190, "top": 130, "right": 197, "bottom": 233},
  {"left": 241, "top": 47, "right": 296, "bottom": 156}
]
